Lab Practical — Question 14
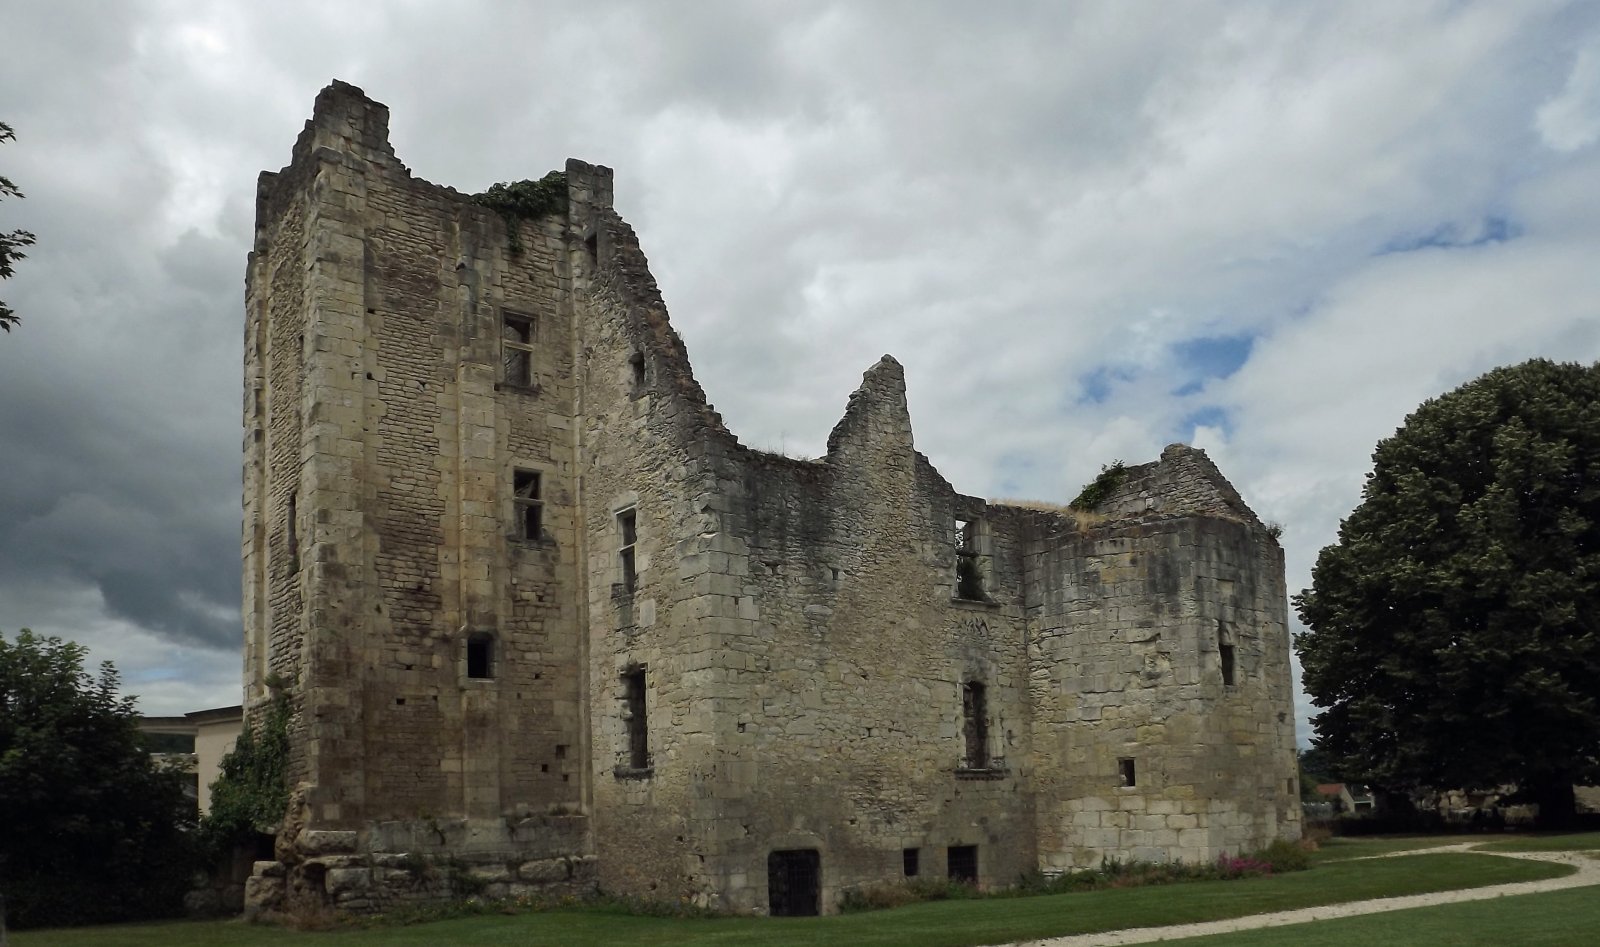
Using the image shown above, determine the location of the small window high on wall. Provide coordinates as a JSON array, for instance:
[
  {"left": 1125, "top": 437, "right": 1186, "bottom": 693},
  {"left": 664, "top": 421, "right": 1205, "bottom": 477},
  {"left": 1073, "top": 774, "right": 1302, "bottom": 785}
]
[
  {"left": 502, "top": 311, "right": 535, "bottom": 387},
  {"left": 622, "top": 666, "right": 649, "bottom": 770},
  {"left": 513, "top": 469, "right": 543, "bottom": 541},
  {"left": 954, "top": 517, "right": 985, "bottom": 600},
  {"left": 617, "top": 508, "right": 637, "bottom": 593},
  {"left": 1219, "top": 622, "right": 1236, "bottom": 687},
  {"left": 961, "top": 680, "right": 989, "bottom": 769},
  {"left": 466, "top": 632, "right": 495, "bottom": 680}
]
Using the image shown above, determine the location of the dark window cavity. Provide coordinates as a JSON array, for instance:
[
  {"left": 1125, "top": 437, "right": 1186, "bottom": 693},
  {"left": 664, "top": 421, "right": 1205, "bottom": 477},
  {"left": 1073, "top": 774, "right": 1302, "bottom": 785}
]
[
  {"left": 947, "top": 845, "right": 978, "bottom": 885},
  {"left": 768, "top": 849, "right": 820, "bottom": 917},
  {"left": 623, "top": 666, "right": 649, "bottom": 770},
  {"left": 1119, "top": 757, "right": 1137, "bottom": 787},
  {"left": 961, "top": 680, "right": 989, "bottom": 769},
  {"left": 286, "top": 493, "right": 299, "bottom": 572},
  {"left": 903, "top": 847, "right": 920, "bottom": 878},
  {"left": 1219, "top": 622, "right": 1236, "bottom": 686},
  {"left": 618, "top": 508, "right": 637, "bottom": 593},
  {"left": 629, "top": 350, "right": 646, "bottom": 392},
  {"left": 514, "top": 469, "right": 543, "bottom": 541},
  {"left": 466, "top": 632, "right": 495, "bottom": 680},
  {"left": 954, "top": 517, "right": 985, "bottom": 600},
  {"left": 502, "top": 311, "right": 535, "bottom": 386}
]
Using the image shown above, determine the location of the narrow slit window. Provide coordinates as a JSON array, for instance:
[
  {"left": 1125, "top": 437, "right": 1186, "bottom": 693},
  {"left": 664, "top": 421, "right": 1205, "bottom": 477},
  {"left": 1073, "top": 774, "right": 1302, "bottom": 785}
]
[
  {"left": 1219, "top": 623, "right": 1236, "bottom": 687},
  {"left": 954, "top": 518, "right": 984, "bottom": 600},
  {"left": 961, "top": 680, "right": 989, "bottom": 769},
  {"left": 514, "top": 470, "right": 543, "bottom": 541},
  {"left": 903, "top": 847, "right": 920, "bottom": 878},
  {"left": 1119, "top": 757, "right": 1137, "bottom": 787},
  {"left": 623, "top": 666, "right": 649, "bottom": 770},
  {"left": 466, "top": 633, "right": 495, "bottom": 680},
  {"left": 618, "top": 508, "right": 637, "bottom": 594},
  {"left": 502, "top": 311, "right": 535, "bottom": 386},
  {"left": 285, "top": 493, "right": 298, "bottom": 572}
]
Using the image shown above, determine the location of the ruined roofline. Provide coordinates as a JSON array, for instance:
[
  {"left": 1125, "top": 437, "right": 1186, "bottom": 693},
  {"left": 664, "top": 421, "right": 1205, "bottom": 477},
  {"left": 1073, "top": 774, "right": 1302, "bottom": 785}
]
[
  {"left": 990, "top": 443, "right": 1268, "bottom": 536},
  {"left": 259, "top": 82, "right": 1261, "bottom": 542},
  {"left": 254, "top": 80, "right": 616, "bottom": 254}
]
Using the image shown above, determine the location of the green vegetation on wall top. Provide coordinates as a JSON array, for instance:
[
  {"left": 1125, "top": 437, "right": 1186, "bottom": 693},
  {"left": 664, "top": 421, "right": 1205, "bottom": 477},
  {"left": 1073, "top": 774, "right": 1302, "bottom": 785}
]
[
  {"left": 1070, "top": 460, "right": 1127, "bottom": 511},
  {"left": 472, "top": 171, "right": 568, "bottom": 256}
]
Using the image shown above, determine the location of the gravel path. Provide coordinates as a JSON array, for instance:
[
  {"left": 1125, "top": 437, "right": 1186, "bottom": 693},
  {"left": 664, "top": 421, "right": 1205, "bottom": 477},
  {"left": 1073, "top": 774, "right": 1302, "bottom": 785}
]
[{"left": 1011, "top": 843, "right": 1600, "bottom": 947}]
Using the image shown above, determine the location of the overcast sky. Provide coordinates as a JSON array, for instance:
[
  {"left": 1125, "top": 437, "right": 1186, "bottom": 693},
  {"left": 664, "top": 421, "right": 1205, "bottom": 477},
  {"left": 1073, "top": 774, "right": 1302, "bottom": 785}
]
[{"left": 2, "top": 2, "right": 1599, "bottom": 742}]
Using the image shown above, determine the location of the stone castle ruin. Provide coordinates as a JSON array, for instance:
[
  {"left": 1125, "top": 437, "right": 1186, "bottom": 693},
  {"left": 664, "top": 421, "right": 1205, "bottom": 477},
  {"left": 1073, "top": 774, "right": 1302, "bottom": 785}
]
[{"left": 241, "top": 81, "right": 1299, "bottom": 916}]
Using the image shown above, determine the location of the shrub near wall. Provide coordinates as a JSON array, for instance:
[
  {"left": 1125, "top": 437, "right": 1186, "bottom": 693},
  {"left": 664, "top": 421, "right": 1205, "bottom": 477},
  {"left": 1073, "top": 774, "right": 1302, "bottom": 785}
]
[{"left": 0, "top": 631, "right": 201, "bottom": 928}]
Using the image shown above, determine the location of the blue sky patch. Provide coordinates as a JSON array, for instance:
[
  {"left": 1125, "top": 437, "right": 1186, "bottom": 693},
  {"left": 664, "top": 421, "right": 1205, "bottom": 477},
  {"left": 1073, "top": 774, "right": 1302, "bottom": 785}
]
[
  {"left": 1179, "top": 405, "right": 1232, "bottom": 438},
  {"left": 1378, "top": 215, "right": 1521, "bottom": 255},
  {"left": 1171, "top": 333, "right": 1254, "bottom": 383},
  {"left": 1077, "top": 365, "right": 1137, "bottom": 405}
]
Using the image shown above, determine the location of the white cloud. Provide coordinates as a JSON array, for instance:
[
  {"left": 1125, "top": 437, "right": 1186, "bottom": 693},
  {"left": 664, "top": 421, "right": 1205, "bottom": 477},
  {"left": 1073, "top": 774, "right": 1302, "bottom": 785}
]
[
  {"left": 3, "top": 0, "right": 1600, "bottom": 742},
  {"left": 1538, "top": 42, "right": 1600, "bottom": 152}
]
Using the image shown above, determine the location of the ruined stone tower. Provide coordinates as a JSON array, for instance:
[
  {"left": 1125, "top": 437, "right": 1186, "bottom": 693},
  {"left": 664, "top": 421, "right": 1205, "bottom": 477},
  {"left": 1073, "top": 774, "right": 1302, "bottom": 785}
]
[{"left": 242, "top": 81, "right": 1299, "bottom": 916}]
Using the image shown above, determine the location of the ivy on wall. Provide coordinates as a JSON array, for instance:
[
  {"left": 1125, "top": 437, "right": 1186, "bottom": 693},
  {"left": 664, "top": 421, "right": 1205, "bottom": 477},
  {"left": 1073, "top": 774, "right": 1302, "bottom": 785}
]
[
  {"left": 202, "top": 693, "right": 291, "bottom": 853},
  {"left": 472, "top": 171, "right": 568, "bottom": 256}
]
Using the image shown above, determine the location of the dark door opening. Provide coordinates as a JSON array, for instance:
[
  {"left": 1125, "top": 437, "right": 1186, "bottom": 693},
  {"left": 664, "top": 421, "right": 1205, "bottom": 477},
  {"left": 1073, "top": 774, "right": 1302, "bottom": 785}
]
[
  {"left": 948, "top": 844, "right": 978, "bottom": 885},
  {"left": 768, "top": 849, "right": 820, "bottom": 916}
]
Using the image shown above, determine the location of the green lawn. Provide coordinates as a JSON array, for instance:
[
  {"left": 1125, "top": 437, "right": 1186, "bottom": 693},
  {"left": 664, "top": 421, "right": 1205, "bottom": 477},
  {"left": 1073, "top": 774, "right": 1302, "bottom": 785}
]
[
  {"left": 1163, "top": 885, "right": 1600, "bottom": 946},
  {"left": 1307, "top": 835, "right": 1461, "bottom": 863},
  {"left": 11, "top": 853, "right": 1570, "bottom": 947},
  {"left": 1476, "top": 831, "right": 1600, "bottom": 853}
]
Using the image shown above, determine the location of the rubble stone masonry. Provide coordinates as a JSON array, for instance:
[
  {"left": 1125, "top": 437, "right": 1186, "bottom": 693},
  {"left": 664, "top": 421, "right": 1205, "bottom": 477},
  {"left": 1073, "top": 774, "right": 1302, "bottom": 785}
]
[{"left": 241, "top": 81, "right": 1298, "bottom": 917}]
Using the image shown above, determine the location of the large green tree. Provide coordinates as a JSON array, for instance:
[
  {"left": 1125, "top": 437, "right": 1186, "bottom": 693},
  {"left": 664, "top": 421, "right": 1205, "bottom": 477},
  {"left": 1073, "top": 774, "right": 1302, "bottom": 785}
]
[
  {"left": 1295, "top": 359, "right": 1600, "bottom": 826},
  {"left": 1, "top": 121, "right": 35, "bottom": 332},
  {"left": 0, "top": 630, "right": 199, "bottom": 928}
]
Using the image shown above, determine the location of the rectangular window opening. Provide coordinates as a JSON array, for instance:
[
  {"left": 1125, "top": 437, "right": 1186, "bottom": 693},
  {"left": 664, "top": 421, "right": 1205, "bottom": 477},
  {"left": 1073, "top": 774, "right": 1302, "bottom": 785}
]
[
  {"left": 623, "top": 667, "right": 649, "bottom": 770},
  {"left": 466, "top": 633, "right": 495, "bottom": 680},
  {"left": 954, "top": 517, "right": 985, "bottom": 600},
  {"left": 903, "top": 847, "right": 920, "bottom": 878},
  {"left": 1219, "top": 623, "right": 1235, "bottom": 687},
  {"left": 502, "top": 311, "right": 535, "bottom": 386},
  {"left": 1119, "top": 757, "right": 1137, "bottom": 788},
  {"left": 514, "top": 469, "right": 543, "bottom": 541},
  {"left": 617, "top": 508, "right": 637, "bottom": 594},
  {"left": 947, "top": 845, "right": 978, "bottom": 885},
  {"left": 961, "top": 680, "right": 989, "bottom": 769},
  {"left": 286, "top": 493, "right": 299, "bottom": 572}
]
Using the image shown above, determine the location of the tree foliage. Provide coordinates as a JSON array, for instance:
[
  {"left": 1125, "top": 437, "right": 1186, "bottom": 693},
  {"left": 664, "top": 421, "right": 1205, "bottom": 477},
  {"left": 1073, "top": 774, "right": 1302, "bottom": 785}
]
[
  {"left": 1295, "top": 359, "right": 1600, "bottom": 825},
  {"left": 200, "top": 693, "right": 290, "bottom": 855},
  {"left": 1, "top": 121, "right": 36, "bottom": 333},
  {"left": 0, "top": 630, "right": 199, "bottom": 928}
]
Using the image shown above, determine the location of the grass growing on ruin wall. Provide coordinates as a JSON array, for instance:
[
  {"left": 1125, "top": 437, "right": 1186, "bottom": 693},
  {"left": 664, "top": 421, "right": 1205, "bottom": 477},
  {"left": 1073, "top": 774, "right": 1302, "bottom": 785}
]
[{"left": 9, "top": 850, "right": 1573, "bottom": 947}]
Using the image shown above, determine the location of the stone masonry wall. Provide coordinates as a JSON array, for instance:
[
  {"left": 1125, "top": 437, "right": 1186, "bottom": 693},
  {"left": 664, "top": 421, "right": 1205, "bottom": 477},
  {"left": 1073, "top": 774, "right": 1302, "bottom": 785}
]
[
  {"left": 248, "top": 80, "right": 1298, "bottom": 918},
  {"left": 244, "top": 81, "right": 590, "bottom": 914},
  {"left": 1024, "top": 510, "right": 1299, "bottom": 870}
]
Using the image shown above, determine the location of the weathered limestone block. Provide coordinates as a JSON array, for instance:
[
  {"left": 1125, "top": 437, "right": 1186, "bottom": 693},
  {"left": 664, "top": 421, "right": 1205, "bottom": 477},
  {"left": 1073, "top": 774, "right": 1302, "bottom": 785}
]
[
  {"left": 518, "top": 858, "right": 568, "bottom": 883},
  {"left": 297, "top": 830, "right": 359, "bottom": 856}
]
